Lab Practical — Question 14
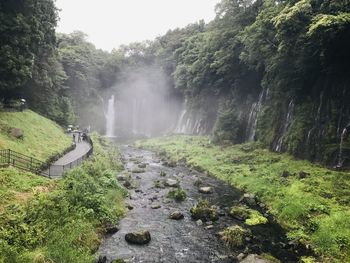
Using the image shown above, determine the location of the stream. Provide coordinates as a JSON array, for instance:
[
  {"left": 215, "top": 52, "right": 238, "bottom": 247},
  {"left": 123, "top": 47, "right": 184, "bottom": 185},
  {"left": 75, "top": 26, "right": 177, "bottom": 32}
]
[{"left": 97, "top": 146, "right": 309, "bottom": 263}]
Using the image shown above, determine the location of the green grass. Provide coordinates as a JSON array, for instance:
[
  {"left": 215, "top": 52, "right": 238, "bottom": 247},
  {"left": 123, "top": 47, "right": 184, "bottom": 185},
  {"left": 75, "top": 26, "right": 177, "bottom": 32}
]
[
  {"left": 0, "top": 110, "right": 72, "bottom": 212},
  {"left": 136, "top": 135, "right": 350, "bottom": 262},
  {"left": 0, "top": 110, "right": 71, "bottom": 160},
  {"left": 0, "top": 134, "right": 126, "bottom": 263},
  {"left": 0, "top": 167, "right": 51, "bottom": 211}
]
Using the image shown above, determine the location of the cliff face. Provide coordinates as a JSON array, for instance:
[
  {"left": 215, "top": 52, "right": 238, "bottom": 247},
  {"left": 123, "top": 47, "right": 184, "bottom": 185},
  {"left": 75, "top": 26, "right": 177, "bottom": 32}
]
[{"left": 174, "top": 78, "right": 350, "bottom": 167}]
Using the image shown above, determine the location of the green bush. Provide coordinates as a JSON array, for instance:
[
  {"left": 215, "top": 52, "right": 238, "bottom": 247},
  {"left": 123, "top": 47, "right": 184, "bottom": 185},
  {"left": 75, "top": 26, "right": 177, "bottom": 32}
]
[{"left": 167, "top": 188, "right": 187, "bottom": 201}]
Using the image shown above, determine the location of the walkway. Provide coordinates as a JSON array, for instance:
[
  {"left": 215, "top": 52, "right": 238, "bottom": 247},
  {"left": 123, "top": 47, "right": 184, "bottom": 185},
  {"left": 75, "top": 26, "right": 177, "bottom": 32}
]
[{"left": 43, "top": 140, "right": 92, "bottom": 178}]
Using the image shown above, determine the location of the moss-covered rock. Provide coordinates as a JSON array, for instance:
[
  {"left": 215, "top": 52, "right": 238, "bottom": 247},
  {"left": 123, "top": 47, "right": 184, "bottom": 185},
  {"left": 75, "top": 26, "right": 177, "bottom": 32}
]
[
  {"left": 190, "top": 199, "right": 218, "bottom": 221},
  {"left": 219, "top": 225, "right": 251, "bottom": 248}
]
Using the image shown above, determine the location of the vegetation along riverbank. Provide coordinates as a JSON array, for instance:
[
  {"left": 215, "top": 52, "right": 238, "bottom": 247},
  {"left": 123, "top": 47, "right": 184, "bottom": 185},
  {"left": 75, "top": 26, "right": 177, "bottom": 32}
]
[
  {"left": 0, "top": 134, "right": 126, "bottom": 262},
  {"left": 136, "top": 136, "right": 350, "bottom": 263}
]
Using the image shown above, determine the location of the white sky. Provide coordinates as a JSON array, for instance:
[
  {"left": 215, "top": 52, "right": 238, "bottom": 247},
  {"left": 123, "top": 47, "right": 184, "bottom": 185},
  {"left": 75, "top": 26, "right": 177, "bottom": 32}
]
[{"left": 56, "top": 0, "right": 220, "bottom": 51}]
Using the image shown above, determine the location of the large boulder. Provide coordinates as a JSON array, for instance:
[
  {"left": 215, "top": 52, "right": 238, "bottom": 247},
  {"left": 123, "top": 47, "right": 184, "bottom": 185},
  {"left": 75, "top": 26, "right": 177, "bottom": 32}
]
[
  {"left": 190, "top": 200, "right": 218, "bottom": 221},
  {"left": 169, "top": 211, "right": 184, "bottom": 220},
  {"left": 10, "top": 128, "right": 23, "bottom": 139},
  {"left": 239, "top": 193, "right": 257, "bottom": 206},
  {"left": 164, "top": 179, "right": 179, "bottom": 188},
  {"left": 125, "top": 230, "right": 151, "bottom": 245},
  {"left": 198, "top": 186, "right": 213, "bottom": 194}
]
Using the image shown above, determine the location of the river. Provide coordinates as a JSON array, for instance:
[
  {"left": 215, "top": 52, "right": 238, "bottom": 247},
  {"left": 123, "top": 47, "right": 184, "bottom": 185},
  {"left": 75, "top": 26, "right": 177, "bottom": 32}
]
[{"left": 97, "top": 146, "right": 309, "bottom": 263}]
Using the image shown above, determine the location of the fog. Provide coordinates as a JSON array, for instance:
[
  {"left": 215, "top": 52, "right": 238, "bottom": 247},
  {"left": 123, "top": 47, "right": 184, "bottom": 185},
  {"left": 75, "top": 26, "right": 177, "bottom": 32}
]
[{"left": 103, "top": 66, "right": 182, "bottom": 138}]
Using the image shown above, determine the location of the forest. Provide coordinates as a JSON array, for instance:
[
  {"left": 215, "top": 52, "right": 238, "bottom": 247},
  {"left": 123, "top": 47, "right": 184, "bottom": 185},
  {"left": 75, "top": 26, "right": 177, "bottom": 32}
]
[
  {"left": 1, "top": 0, "right": 349, "bottom": 166},
  {"left": 1, "top": 0, "right": 350, "bottom": 262}
]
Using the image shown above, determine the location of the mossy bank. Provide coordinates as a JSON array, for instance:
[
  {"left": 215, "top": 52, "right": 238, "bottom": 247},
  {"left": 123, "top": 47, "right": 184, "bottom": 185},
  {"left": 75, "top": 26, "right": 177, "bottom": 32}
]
[{"left": 136, "top": 136, "right": 350, "bottom": 262}]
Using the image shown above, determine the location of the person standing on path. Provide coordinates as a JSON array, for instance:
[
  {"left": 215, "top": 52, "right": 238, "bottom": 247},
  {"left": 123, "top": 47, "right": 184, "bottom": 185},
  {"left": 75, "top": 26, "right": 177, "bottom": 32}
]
[
  {"left": 72, "top": 133, "right": 76, "bottom": 143},
  {"left": 78, "top": 131, "right": 82, "bottom": 142}
]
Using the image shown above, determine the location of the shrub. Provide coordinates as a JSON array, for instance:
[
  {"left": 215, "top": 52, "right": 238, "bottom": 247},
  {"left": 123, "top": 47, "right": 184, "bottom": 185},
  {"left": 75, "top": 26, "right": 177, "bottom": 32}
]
[{"left": 167, "top": 188, "right": 187, "bottom": 201}]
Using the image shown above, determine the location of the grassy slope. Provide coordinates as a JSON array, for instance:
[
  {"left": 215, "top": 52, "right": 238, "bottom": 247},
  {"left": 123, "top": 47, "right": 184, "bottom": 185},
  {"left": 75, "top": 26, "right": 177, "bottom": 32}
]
[
  {"left": 136, "top": 136, "right": 350, "bottom": 263},
  {"left": 0, "top": 134, "right": 126, "bottom": 263},
  {"left": 0, "top": 110, "right": 71, "bottom": 160},
  {"left": 0, "top": 110, "right": 71, "bottom": 211}
]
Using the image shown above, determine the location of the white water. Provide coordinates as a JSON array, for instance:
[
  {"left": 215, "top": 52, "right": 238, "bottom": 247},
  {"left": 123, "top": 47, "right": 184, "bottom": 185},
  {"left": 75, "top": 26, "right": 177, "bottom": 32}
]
[
  {"left": 106, "top": 95, "right": 115, "bottom": 137},
  {"left": 246, "top": 89, "right": 266, "bottom": 141},
  {"left": 336, "top": 126, "right": 348, "bottom": 168},
  {"left": 274, "top": 100, "right": 294, "bottom": 152}
]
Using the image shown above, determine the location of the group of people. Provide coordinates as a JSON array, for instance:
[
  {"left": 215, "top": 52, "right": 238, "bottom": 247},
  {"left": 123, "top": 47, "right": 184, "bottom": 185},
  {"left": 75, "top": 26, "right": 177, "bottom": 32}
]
[{"left": 72, "top": 131, "right": 88, "bottom": 143}]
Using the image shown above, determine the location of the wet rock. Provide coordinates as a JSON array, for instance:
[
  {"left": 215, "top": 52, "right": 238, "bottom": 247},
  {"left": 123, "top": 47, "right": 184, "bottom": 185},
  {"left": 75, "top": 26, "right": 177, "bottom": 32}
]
[
  {"left": 117, "top": 174, "right": 128, "bottom": 182},
  {"left": 237, "top": 253, "right": 245, "bottom": 261},
  {"left": 164, "top": 179, "right": 179, "bottom": 188},
  {"left": 125, "top": 230, "right": 151, "bottom": 245},
  {"left": 190, "top": 200, "right": 219, "bottom": 221},
  {"left": 123, "top": 180, "right": 132, "bottom": 189},
  {"left": 131, "top": 168, "right": 146, "bottom": 173},
  {"left": 138, "top": 163, "right": 147, "bottom": 168},
  {"left": 97, "top": 255, "right": 107, "bottom": 263},
  {"left": 239, "top": 254, "right": 273, "bottom": 263},
  {"left": 193, "top": 178, "right": 203, "bottom": 187},
  {"left": 218, "top": 210, "right": 226, "bottom": 217},
  {"left": 196, "top": 219, "right": 203, "bottom": 226},
  {"left": 105, "top": 224, "right": 119, "bottom": 234},
  {"left": 229, "top": 205, "right": 249, "bottom": 221},
  {"left": 151, "top": 204, "right": 161, "bottom": 209},
  {"left": 199, "top": 186, "right": 213, "bottom": 194},
  {"left": 169, "top": 211, "right": 184, "bottom": 220},
  {"left": 281, "top": 170, "right": 290, "bottom": 178},
  {"left": 298, "top": 171, "right": 310, "bottom": 179},
  {"left": 136, "top": 175, "right": 141, "bottom": 179},
  {"left": 126, "top": 204, "right": 134, "bottom": 210},
  {"left": 149, "top": 195, "right": 158, "bottom": 201},
  {"left": 239, "top": 193, "right": 257, "bottom": 206}
]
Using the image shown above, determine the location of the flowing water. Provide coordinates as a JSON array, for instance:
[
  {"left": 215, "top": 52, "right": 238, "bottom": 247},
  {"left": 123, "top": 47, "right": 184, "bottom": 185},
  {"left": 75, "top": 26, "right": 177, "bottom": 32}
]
[
  {"left": 106, "top": 95, "right": 115, "bottom": 137},
  {"left": 97, "top": 146, "right": 310, "bottom": 262}
]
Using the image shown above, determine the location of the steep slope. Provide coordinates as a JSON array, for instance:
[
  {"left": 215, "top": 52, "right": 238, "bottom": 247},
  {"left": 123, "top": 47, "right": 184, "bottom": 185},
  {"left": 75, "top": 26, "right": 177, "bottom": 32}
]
[{"left": 0, "top": 110, "right": 71, "bottom": 161}]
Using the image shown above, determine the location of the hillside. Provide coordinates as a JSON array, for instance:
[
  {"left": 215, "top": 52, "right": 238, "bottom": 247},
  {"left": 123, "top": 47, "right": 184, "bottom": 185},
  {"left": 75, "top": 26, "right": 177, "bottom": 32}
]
[
  {"left": 0, "top": 110, "right": 71, "bottom": 161},
  {"left": 0, "top": 110, "right": 71, "bottom": 211}
]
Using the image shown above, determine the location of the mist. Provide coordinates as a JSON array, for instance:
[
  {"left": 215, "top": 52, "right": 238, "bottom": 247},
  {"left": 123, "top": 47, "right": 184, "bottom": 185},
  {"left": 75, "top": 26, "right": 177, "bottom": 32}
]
[{"left": 103, "top": 65, "right": 182, "bottom": 138}]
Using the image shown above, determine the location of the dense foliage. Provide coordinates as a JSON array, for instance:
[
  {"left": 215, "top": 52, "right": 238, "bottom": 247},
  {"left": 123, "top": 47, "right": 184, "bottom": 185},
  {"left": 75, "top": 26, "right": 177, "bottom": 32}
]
[
  {"left": 0, "top": 134, "right": 126, "bottom": 262},
  {"left": 1, "top": 0, "right": 349, "bottom": 160}
]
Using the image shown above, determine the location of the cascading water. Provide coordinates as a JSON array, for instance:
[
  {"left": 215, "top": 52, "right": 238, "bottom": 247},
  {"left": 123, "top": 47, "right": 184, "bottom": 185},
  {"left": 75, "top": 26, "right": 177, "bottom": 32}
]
[
  {"left": 106, "top": 95, "right": 115, "bottom": 137},
  {"left": 274, "top": 99, "right": 294, "bottom": 152},
  {"left": 246, "top": 88, "right": 266, "bottom": 141},
  {"left": 336, "top": 125, "right": 349, "bottom": 168},
  {"left": 175, "top": 109, "right": 187, "bottom": 133}
]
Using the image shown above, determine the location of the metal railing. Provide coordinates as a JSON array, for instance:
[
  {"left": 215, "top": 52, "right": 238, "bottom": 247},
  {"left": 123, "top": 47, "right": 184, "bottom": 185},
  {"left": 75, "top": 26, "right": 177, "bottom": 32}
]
[
  {"left": 0, "top": 136, "right": 93, "bottom": 178},
  {"left": 42, "top": 144, "right": 93, "bottom": 178},
  {"left": 0, "top": 149, "right": 44, "bottom": 174}
]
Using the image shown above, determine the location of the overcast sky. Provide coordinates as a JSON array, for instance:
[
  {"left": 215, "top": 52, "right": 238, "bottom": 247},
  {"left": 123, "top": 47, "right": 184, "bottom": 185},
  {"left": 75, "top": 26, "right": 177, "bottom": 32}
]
[{"left": 56, "top": 0, "right": 220, "bottom": 51}]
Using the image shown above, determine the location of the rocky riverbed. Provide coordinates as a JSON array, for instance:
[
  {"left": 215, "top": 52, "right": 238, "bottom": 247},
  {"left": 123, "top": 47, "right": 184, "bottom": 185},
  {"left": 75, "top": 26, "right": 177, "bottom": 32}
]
[{"left": 97, "top": 146, "right": 310, "bottom": 263}]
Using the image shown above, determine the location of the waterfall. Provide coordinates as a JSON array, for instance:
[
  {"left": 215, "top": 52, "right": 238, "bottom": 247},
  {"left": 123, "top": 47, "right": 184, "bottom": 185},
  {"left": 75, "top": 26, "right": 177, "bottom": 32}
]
[
  {"left": 274, "top": 100, "right": 294, "bottom": 152},
  {"left": 106, "top": 95, "right": 115, "bottom": 137},
  {"left": 246, "top": 89, "right": 266, "bottom": 141},
  {"left": 175, "top": 109, "right": 187, "bottom": 133},
  {"left": 336, "top": 125, "right": 349, "bottom": 168}
]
